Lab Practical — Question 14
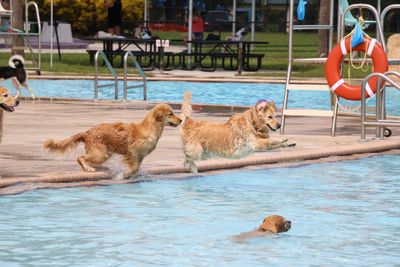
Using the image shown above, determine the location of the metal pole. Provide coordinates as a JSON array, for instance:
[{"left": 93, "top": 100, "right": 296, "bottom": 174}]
[
  {"left": 281, "top": 0, "right": 294, "bottom": 135},
  {"left": 187, "top": 0, "right": 193, "bottom": 68},
  {"left": 144, "top": 0, "right": 148, "bottom": 27},
  {"left": 250, "top": 0, "right": 255, "bottom": 43},
  {"left": 123, "top": 52, "right": 128, "bottom": 100},
  {"left": 381, "top": 4, "right": 400, "bottom": 33},
  {"left": 94, "top": 51, "right": 99, "bottom": 100},
  {"left": 232, "top": 0, "right": 237, "bottom": 36},
  {"left": 50, "top": 0, "right": 53, "bottom": 69},
  {"left": 361, "top": 72, "right": 400, "bottom": 140},
  {"left": 341, "top": 4, "right": 386, "bottom": 51},
  {"left": 328, "top": 0, "right": 334, "bottom": 51}
]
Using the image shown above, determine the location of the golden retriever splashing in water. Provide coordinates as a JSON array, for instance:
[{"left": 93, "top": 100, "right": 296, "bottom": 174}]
[
  {"left": 44, "top": 104, "right": 182, "bottom": 177},
  {"left": 180, "top": 92, "right": 295, "bottom": 173}
]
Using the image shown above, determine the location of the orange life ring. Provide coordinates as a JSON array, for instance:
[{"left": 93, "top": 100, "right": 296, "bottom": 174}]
[{"left": 325, "top": 37, "right": 388, "bottom": 101}]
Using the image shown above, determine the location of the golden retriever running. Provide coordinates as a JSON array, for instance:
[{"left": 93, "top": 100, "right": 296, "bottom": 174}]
[
  {"left": 180, "top": 92, "right": 295, "bottom": 173},
  {"left": 0, "top": 86, "right": 19, "bottom": 143},
  {"left": 44, "top": 104, "right": 182, "bottom": 177},
  {"left": 232, "top": 215, "right": 291, "bottom": 242}
]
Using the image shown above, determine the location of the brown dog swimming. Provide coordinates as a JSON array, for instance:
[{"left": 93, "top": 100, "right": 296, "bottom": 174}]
[
  {"left": 180, "top": 92, "right": 295, "bottom": 173},
  {"left": 232, "top": 215, "right": 291, "bottom": 242},
  {"left": 44, "top": 104, "right": 182, "bottom": 177},
  {"left": 0, "top": 86, "right": 19, "bottom": 143}
]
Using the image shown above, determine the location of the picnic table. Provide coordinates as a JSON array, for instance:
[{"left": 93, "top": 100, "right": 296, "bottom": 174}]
[
  {"left": 83, "top": 37, "right": 172, "bottom": 70},
  {"left": 182, "top": 40, "right": 269, "bottom": 72}
]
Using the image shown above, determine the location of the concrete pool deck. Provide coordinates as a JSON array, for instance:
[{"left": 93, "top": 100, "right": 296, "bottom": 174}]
[{"left": 1, "top": 97, "right": 400, "bottom": 195}]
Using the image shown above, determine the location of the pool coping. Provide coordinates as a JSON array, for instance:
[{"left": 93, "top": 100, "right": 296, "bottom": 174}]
[
  {"left": 1, "top": 96, "right": 399, "bottom": 195},
  {"left": 30, "top": 74, "right": 325, "bottom": 84},
  {"left": 1, "top": 141, "right": 399, "bottom": 195}
]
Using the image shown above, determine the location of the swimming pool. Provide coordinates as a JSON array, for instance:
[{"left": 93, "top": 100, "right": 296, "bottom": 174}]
[
  {"left": 5, "top": 79, "right": 400, "bottom": 115},
  {"left": 1, "top": 154, "right": 399, "bottom": 266}
]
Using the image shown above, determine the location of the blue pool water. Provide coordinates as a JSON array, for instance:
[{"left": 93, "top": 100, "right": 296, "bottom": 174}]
[
  {"left": 6, "top": 79, "right": 400, "bottom": 115},
  {"left": 1, "top": 155, "right": 399, "bottom": 266}
]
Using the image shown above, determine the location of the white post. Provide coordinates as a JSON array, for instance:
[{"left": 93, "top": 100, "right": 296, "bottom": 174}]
[
  {"left": 251, "top": 0, "right": 255, "bottom": 43},
  {"left": 50, "top": 0, "right": 53, "bottom": 69},
  {"left": 188, "top": 0, "right": 193, "bottom": 53},
  {"left": 232, "top": 0, "right": 237, "bottom": 36},
  {"left": 144, "top": 0, "right": 148, "bottom": 27}
]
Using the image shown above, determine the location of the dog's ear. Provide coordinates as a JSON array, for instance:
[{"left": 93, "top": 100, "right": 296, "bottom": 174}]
[
  {"left": 155, "top": 110, "right": 164, "bottom": 122},
  {"left": 255, "top": 101, "right": 267, "bottom": 112},
  {"left": 266, "top": 101, "right": 276, "bottom": 109}
]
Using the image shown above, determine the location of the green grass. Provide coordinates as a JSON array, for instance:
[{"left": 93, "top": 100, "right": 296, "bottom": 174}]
[{"left": 0, "top": 32, "right": 381, "bottom": 78}]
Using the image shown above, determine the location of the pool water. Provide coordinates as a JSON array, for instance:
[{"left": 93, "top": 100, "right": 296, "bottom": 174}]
[
  {"left": 6, "top": 79, "right": 400, "bottom": 115},
  {"left": 1, "top": 155, "right": 399, "bottom": 266}
]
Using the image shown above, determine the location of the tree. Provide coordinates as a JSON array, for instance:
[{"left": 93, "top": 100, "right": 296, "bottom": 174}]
[
  {"left": 12, "top": 0, "right": 24, "bottom": 55},
  {"left": 39, "top": 0, "right": 144, "bottom": 34},
  {"left": 318, "top": 0, "right": 330, "bottom": 57}
]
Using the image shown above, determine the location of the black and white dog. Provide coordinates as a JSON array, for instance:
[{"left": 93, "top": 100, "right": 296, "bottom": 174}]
[
  {"left": 226, "top": 27, "right": 249, "bottom": 41},
  {"left": 0, "top": 55, "right": 35, "bottom": 99}
]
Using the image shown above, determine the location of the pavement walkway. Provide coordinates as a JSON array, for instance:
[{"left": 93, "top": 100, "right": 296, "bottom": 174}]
[{"left": 1, "top": 97, "right": 399, "bottom": 195}]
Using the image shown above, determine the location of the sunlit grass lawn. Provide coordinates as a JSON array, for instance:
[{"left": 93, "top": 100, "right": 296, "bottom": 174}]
[{"left": 0, "top": 31, "right": 377, "bottom": 78}]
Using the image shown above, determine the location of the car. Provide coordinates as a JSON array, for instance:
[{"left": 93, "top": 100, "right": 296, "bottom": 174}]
[{"left": 204, "top": 10, "right": 233, "bottom": 32}]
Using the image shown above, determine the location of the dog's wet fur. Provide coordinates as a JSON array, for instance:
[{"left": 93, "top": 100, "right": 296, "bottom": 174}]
[
  {"left": 232, "top": 215, "right": 291, "bottom": 242},
  {"left": 180, "top": 92, "right": 295, "bottom": 173},
  {"left": 44, "top": 104, "right": 182, "bottom": 177},
  {"left": 0, "top": 86, "right": 19, "bottom": 143}
]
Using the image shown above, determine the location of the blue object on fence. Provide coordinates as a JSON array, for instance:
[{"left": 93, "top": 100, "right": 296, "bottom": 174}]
[
  {"left": 351, "top": 21, "right": 364, "bottom": 48},
  {"left": 297, "top": 0, "right": 307, "bottom": 21}
]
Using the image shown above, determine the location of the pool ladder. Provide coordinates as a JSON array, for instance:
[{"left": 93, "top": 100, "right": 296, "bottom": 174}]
[
  {"left": 123, "top": 51, "right": 147, "bottom": 101},
  {"left": 361, "top": 71, "right": 400, "bottom": 140},
  {"left": 94, "top": 51, "right": 147, "bottom": 100}
]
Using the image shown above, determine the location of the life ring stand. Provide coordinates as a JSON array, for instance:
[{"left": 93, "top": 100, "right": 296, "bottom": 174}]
[{"left": 325, "top": 37, "right": 388, "bottom": 101}]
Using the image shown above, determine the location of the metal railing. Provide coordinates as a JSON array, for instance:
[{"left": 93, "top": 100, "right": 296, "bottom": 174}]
[
  {"left": 26, "top": 1, "right": 41, "bottom": 73},
  {"left": 339, "top": 3, "right": 386, "bottom": 51},
  {"left": 123, "top": 51, "right": 148, "bottom": 101},
  {"left": 94, "top": 51, "right": 118, "bottom": 100},
  {"left": 361, "top": 71, "right": 400, "bottom": 140},
  {"left": 381, "top": 4, "right": 400, "bottom": 33}
]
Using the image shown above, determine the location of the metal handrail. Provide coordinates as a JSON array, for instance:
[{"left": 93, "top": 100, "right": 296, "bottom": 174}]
[
  {"left": 26, "top": 1, "right": 42, "bottom": 74},
  {"left": 361, "top": 71, "right": 400, "bottom": 140},
  {"left": 339, "top": 3, "right": 386, "bottom": 51},
  {"left": 280, "top": 0, "right": 336, "bottom": 136},
  {"left": 94, "top": 51, "right": 118, "bottom": 100},
  {"left": 123, "top": 51, "right": 147, "bottom": 101},
  {"left": 381, "top": 4, "right": 400, "bottom": 33}
]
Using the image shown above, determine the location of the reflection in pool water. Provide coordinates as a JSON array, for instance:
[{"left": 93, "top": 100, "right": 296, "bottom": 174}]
[
  {"left": 0, "top": 154, "right": 399, "bottom": 266},
  {"left": 5, "top": 79, "right": 400, "bottom": 115}
]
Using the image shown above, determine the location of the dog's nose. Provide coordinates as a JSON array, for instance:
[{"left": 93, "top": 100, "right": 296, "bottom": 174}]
[
  {"left": 285, "top": 221, "right": 291, "bottom": 229},
  {"left": 15, "top": 99, "right": 20, "bottom": 106},
  {"left": 276, "top": 123, "right": 281, "bottom": 129}
]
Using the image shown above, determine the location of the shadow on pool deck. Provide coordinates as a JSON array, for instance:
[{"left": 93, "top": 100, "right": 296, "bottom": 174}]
[{"left": 1, "top": 98, "right": 400, "bottom": 195}]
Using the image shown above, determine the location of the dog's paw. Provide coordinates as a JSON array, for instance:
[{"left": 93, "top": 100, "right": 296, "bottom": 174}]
[
  {"left": 83, "top": 166, "right": 96, "bottom": 172},
  {"left": 287, "top": 143, "right": 296, "bottom": 147}
]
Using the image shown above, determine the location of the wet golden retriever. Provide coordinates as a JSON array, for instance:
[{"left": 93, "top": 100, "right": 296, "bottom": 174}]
[
  {"left": 180, "top": 92, "right": 295, "bottom": 173},
  {"left": 44, "top": 104, "right": 182, "bottom": 177},
  {"left": 0, "top": 86, "right": 19, "bottom": 143},
  {"left": 232, "top": 215, "right": 291, "bottom": 242}
]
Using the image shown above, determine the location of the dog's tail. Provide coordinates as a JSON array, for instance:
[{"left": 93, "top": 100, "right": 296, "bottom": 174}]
[
  {"left": 44, "top": 132, "right": 85, "bottom": 153},
  {"left": 181, "top": 91, "right": 192, "bottom": 124},
  {"left": 8, "top": 55, "right": 25, "bottom": 69}
]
